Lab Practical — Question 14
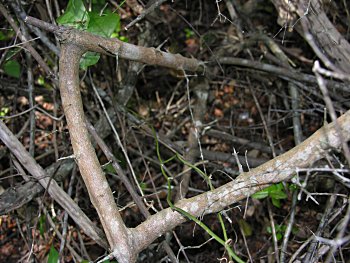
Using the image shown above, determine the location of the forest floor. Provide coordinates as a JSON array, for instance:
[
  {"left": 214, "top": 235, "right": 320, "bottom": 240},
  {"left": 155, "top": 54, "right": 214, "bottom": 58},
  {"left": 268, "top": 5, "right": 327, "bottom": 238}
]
[{"left": 0, "top": 0, "right": 349, "bottom": 262}]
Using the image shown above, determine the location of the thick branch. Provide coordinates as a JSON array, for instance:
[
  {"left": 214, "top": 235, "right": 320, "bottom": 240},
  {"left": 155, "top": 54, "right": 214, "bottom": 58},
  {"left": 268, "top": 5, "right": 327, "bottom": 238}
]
[
  {"left": 131, "top": 110, "right": 350, "bottom": 253},
  {"left": 59, "top": 43, "right": 133, "bottom": 262},
  {"left": 25, "top": 16, "right": 204, "bottom": 72}
]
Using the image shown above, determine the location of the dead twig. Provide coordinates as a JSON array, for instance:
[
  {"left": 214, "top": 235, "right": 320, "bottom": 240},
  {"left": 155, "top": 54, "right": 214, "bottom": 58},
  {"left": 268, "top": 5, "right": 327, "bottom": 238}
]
[{"left": 0, "top": 120, "right": 108, "bottom": 248}]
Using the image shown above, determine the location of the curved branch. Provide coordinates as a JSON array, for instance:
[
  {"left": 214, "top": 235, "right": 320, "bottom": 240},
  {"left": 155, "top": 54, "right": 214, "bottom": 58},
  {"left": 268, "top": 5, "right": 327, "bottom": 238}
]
[
  {"left": 59, "top": 43, "right": 134, "bottom": 262},
  {"left": 25, "top": 16, "right": 204, "bottom": 72},
  {"left": 22, "top": 13, "right": 350, "bottom": 263},
  {"left": 131, "top": 109, "right": 350, "bottom": 253}
]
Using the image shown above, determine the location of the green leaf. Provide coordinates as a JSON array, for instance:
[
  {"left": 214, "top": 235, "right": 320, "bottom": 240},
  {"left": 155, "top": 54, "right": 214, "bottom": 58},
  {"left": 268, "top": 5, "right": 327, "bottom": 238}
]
[
  {"left": 139, "top": 182, "right": 147, "bottom": 191},
  {"left": 0, "top": 31, "right": 7, "bottom": 41},
  {"left": 0, "top": 29, "right": 14, "bottom": 40},
  {"left": 0, "top": 31, "right": 7, "bottom": 40},
  {"left": 90, "top": 0, "right": 111, "bottom": 12},
  {"left": 275, "top": 182, "right": 284, "bottom": 191},
  {"left": 57, "top": 0, "right": 88, "bottom": 28},
  {"left": 289, "top": 183, "right": 298, "bottom": 191},
  {"left": 275, "top": 225, "right": 283, "bottom": 232},
  {"left": 0, "top": 107, "right": 9, "bottom": 117},
  {"left": 266, "top": 226, "right": 272, "bottom": 234},
  {"left": 118, "top": 35, "right": 128, "bottom": 42},
  {"left": 269, "top": 183, "right": 287, "bottom": 199},
  {"left": 39, "top": 214, "right": 46, "bottom": 237},
  {"left": 184, "top": 28, "right": 194, "bottom": 39},
  {"left": 271, "top": 197, "right": 281, "bottom": 208},
  {"left": 238, "top": 219, "right": 252, "bottom": 237},
  {"left": 104, "top": 163, "right": 116, "bottom": 174},
  {"left": 252, "top": 183, "right": 287, "bottom": 200},
  {"left": 57, "top": 1, "right": 120, "bottom": 69},
  {"left": 269, "top": 190, "right": 287, "bottom": 200},
  {"left": 276, "top": 232, "right": 283, "bottom": 241},
  {"left": 80, "top": 51, "right": 100, "bottom": 69},
  {"left": 47, "top": 246, "right": 59, "bottom": 263},
  {"left": 37, "top": 75, "right": 45, "bottom": 86},
  {"left": 3, "top": 60, "right": 20, "bottom": 78},
  {"left": 87, "top": 11, "right": 120, "bottom": 37},
  {"left": 267, "top": 225, "right": 283, "bottom": 239},
  {"left": 92, "top": 0, "right": 107, "bottom": 5},
  {"left": 252, "top": 189, "right": 269, "bottom": 199}
]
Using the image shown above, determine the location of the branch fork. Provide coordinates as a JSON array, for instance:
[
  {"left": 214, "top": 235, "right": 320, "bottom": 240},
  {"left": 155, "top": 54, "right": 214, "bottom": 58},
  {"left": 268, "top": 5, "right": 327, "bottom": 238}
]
[{"left": 0, "top": 16, "right": 346, "bottom": 263}]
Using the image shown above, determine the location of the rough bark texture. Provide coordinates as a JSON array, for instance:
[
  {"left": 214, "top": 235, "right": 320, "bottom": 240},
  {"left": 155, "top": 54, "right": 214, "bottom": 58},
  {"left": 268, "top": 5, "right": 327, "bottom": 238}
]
[
  {"left": 270, "top": 0, "right": 350, "bottom": 73},
  {"left": 59, "top": 44, "right": 134, "bottom": 263},
  {"left": 25, "top": 16, "right": 205, "bottom": 72},
  {"left": 15, "top": 11, "right": 350, "bottom": 262},
  {"left": 131, "top": 109, "right": 350, "bottom": 253}
]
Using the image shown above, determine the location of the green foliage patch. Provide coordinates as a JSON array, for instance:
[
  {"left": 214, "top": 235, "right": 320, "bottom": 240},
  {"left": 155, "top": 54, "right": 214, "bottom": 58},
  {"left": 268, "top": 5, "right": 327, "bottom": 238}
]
[
  {"left": 57, "top": 0, "right": 121, "bottom": 69},
  {"left": 3, "top": 60, "right": 20, "bottom": 78},
  {"left": 252, "top": 182, "right": 288, "bottom": 208},
  {"left": 267, "top": 224, "right": 299, "bottom": 241},
  {"left": 47, "top": 246, "right": 59, "bottom": 263}
]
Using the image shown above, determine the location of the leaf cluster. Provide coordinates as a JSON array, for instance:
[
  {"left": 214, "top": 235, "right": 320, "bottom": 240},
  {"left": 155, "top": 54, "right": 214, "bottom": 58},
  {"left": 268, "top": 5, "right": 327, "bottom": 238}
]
[{"left": 57, "top": 0, "right": 121, "bottom": 69}]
